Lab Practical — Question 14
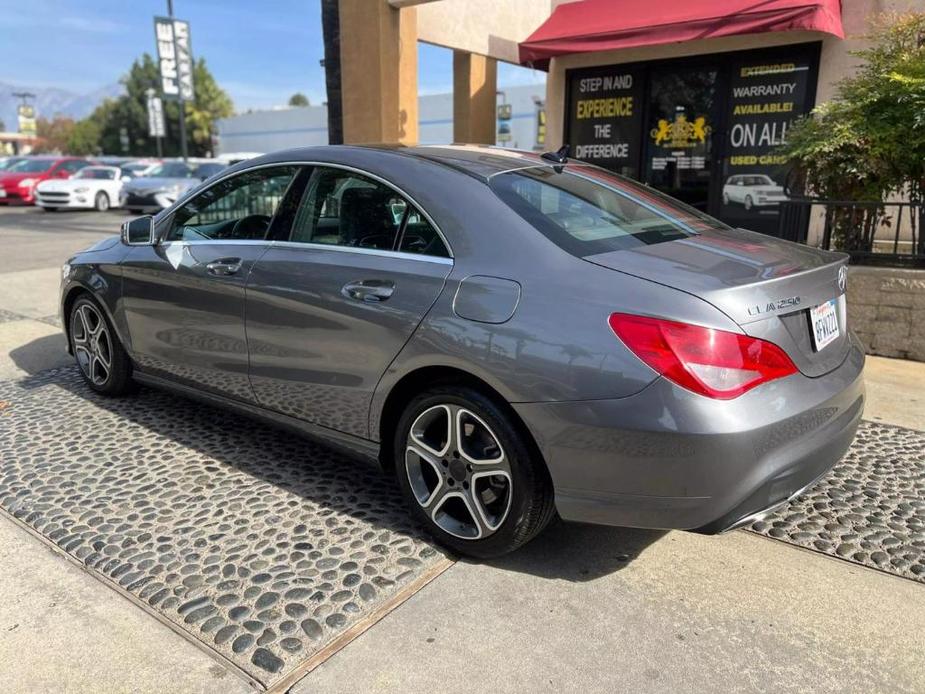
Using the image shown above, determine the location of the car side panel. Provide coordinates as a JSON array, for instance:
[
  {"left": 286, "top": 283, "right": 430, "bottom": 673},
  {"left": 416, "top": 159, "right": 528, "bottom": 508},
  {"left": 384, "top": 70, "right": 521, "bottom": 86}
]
[
  {"left": 369, "top": 254, "right": 742, "bottom": 442},
  {"left": 119, "top": 241, "right": 272, "bottom": 403},
  {"left": 245, "top": 245, "right": 451, "bottom": 438}
]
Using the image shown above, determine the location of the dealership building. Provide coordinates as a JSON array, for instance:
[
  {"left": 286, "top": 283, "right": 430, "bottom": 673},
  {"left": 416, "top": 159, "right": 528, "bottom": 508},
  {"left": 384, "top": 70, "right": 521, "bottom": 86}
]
[{"left": 222, "top": 0, "right": 916, "bottom": 236}]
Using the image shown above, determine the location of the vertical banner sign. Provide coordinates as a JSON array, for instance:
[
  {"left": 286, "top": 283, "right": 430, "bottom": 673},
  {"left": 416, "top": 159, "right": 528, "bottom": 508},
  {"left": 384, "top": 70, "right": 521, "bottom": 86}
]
[
  {"left": 173, "top": 20, "right": 195, "bottom": 101},
  {"left": 567, "top": 66, "right": 643, "bottom": 177},
  {"left": 146, "top": 92, "right": 166, "bottom": 138},
  {"left": 154, "top": 17, "right": 179, "bottom": 98},
  {"left": 154, "top": 17, "right": 194, "bottom": 101},
  {"left": 17, "top": 104, "right": 37, "bottom": 136},
  {"left": 720, "top": 52, "right": 815, "bottom": 234}
]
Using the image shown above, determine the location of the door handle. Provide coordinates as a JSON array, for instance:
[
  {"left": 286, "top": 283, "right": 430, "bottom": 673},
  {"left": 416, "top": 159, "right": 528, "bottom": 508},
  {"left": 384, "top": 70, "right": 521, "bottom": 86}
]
[
  {"left": 206, "top": 257, "right": 242, "bottom": 276},
  {"left": 341, "top": 279, "right": 395, "bottom": 303}
]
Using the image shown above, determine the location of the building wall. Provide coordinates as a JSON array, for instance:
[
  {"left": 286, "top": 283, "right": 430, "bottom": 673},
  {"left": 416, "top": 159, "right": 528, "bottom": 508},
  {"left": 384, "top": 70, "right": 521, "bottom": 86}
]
[
  {"left": 545, "top": 0, "right": 925, "bottom": 150},
  {"left": 847, "top": 267, "right": 925, "bottom": 362},
  {"left": 215, "top": 84, "right": 547, "bottom": 154},
  {"left": 416, "top": 0, "right": 553, "bottom": 63}
]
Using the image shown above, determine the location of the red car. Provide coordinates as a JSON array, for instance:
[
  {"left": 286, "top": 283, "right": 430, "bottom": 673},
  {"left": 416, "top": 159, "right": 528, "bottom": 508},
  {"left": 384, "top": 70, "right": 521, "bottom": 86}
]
[{"left": 0, "top": 157, "right": 93, "bottom": 205}]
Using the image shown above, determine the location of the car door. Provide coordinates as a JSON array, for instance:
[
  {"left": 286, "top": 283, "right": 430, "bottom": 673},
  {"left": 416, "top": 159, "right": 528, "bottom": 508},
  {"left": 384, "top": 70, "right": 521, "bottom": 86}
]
[
  {"left": 245, "top": 165, "right": 453, "bottom": 438},
  {"left": 120, "top": 164, "right": 300, "bottom": 402}
]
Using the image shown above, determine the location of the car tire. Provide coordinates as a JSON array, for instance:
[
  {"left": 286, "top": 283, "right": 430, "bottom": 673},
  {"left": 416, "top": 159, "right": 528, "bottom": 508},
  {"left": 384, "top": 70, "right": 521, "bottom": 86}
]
[
  {"left": 722, "top": 193, "right": 729, "bottom": 205},
  {"left": 94, "top": 192, "right": 110, "bottom": 212},
  {"left": 745, "top": 195, "right": 753, "bottom": 210},
  {"left": 394, "top": 386, "right": 555, "bottom": 558},
  {"left": 69, "top": 295, "right": 135, "bottom": 396},
  {"left": 43, "top": 207, "right": 58, "bottom": 212}
]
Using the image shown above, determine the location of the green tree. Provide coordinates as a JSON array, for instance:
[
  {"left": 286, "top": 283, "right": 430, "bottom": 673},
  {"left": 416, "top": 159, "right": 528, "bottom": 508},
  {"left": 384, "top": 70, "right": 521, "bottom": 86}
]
[
  {"left": 783, "top": 13, "right": 925, "bottom": 201},
  {"left": 186, "top": 58, "right": 234, "bottom": 155},
  {"left": 781, "top": 13, "right": 925, "bottom": 252},
  {"left": 67, "top": 118, "right": 102, "bottom": 155},
  {"left": 82, "top": 53, "right": 233, "bottom": 157},
  {"left": 34, "top": 116, "right": 77, "bottom": 153},
  {"left": 288, "top": 92, "right": 310, "bottom": 107}
]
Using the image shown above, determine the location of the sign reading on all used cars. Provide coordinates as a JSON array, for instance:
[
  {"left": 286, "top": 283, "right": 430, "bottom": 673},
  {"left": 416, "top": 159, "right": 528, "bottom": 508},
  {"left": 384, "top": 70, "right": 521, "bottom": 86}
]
[
  {"left": 719, "top": 49, "right": 816, "bottom": 233},
  {"left": 154, "top": 16, "right": 195, "bottom": 101}
]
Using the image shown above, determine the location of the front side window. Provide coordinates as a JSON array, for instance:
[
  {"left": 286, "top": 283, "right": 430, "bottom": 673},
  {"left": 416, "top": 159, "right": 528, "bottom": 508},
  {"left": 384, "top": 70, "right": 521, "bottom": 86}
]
[
  {"left": 289, "top": 167, "right": 449, "bottom": 257},
  {"left": 166, "top": 166, "right": 298, "bottom": 242},
  {"left": 62, "top": 160, "right": 89, "bottom": 174},
  {"left": 490, "top": 165, "right": 728, "bottom": 257}
]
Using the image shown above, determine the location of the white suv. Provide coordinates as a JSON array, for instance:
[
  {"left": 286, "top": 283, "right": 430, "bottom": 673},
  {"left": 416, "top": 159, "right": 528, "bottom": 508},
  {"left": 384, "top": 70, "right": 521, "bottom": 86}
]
[{"left": 722, "top": 174, "right": 788, "bottom": 210}]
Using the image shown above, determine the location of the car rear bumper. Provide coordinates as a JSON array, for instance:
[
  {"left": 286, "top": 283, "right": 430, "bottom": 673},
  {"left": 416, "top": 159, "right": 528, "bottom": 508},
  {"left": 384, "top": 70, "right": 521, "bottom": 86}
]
[{"left": 513, "top": 332, "right": 865, "bottom": 533}]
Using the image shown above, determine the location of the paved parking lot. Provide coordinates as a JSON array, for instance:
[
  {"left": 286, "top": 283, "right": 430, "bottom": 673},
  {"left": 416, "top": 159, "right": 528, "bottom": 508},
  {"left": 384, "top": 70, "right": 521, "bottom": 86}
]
[{"left": 2, "top": 207, "right": 924, "bottom": 692}]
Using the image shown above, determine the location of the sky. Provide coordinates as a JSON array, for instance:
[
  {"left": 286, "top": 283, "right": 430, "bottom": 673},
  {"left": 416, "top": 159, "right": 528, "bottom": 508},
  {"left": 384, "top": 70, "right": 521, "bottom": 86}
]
[{"left": 0, "top": 0, "right": 545, "bottom": 111}]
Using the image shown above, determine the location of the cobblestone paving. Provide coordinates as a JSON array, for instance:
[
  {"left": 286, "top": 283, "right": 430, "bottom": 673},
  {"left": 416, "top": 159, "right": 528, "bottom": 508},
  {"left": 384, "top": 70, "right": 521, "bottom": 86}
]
[
  {"left": 0, "top": 308, "right": 23, "bottom": 324},
  {"left": 0, "top": 368, "right": 446, "bottom": 687},
  {"left": 750, "top": 422, "right": 925, "bottom": 582}
]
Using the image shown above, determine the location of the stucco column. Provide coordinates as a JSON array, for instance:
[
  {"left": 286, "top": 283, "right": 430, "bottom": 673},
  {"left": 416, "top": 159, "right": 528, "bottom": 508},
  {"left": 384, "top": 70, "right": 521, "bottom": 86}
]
[
  {"left": 339, "top": 0, "right": 418, "bottom": 144},
  {"left": 453, "top": 51, "right": 497, "bottom": 145}
]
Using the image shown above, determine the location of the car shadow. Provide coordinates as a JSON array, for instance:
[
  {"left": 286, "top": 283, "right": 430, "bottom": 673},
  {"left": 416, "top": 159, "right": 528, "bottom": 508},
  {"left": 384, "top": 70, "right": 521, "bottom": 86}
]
[
  {"left": 7, "top": 331, "right": 70, "bottom": 376},
  {"left": 482, "top": 520, "right": 666, "bottom": 582},
  {"left": 8, "top": 362, "right": 668, "bottom": 578}
]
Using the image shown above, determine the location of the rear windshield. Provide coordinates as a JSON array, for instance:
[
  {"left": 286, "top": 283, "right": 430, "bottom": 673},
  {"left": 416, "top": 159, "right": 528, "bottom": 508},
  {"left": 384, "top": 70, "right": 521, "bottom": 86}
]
[{"left": 490, "top": 165, "right": 729, "bottom": 257}]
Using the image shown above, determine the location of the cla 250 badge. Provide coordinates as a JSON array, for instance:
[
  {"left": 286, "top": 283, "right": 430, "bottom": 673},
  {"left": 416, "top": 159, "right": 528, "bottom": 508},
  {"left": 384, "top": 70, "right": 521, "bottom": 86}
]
[{"left": 746, "top": 296, "right": 801, "bottom": 317}]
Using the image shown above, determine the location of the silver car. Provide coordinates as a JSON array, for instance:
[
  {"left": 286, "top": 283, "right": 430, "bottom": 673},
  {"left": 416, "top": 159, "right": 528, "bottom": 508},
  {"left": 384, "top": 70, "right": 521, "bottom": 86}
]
[{"left": 59, "top": 145, "right": 864, "bottom": 557}]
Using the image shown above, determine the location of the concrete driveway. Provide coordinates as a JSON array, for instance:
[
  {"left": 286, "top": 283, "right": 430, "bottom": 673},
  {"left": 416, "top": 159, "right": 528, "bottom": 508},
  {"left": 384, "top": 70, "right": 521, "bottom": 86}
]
[{"left": 1, "top": 207, "right": 923, "bottom": 692}]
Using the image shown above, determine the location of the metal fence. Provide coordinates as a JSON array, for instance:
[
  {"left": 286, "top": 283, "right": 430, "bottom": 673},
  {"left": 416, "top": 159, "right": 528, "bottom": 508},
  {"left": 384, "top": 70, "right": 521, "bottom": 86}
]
[{"left": 778, "top": 199, "right": 925, "bottom": 268}]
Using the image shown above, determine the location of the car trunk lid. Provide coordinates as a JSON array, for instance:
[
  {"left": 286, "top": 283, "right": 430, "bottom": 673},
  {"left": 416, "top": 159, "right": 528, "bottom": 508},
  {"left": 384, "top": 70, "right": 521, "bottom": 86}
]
[{"left": 584, "top": 226, "right": 850, "bottom": 377}]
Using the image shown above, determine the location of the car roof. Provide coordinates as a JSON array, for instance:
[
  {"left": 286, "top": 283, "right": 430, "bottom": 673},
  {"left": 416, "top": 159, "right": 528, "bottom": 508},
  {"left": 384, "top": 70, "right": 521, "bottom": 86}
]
[{"left": 249, "top": 144, "right": 559, "bottom": 183}]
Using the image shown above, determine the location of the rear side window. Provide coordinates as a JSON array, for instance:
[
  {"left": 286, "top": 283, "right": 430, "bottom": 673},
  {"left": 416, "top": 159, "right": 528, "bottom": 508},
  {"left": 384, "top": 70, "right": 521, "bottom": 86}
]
[
  {"left": 490, "top": 166, "right": 728, "bottom": 257},
  {"left": 289, "top": 167, "right": 449, "bottom": 257}
]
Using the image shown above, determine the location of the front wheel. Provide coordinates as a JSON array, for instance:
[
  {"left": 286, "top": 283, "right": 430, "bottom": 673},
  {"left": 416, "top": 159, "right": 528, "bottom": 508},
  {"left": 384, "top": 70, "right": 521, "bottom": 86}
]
[
  {"left": 69, "top": 295, "right": 135, "bottom": 395},
  {"left": 94, "top": 191, "right": 110, "bottom": 212},
  {"left": 42, "top": 207, "right": 58, "bottom": 212},
  {"left": 394, "top": 387, "right": 555, "bottom": 558},
  {"left": 744, "top": 195, "right": 753, "bottom": 210}
]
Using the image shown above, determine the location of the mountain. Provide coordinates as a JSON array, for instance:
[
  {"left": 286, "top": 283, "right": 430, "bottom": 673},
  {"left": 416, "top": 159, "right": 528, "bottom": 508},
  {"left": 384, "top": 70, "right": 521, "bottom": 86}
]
[{"left": 0, "top": 82, "right": 124, "bottom": 132}]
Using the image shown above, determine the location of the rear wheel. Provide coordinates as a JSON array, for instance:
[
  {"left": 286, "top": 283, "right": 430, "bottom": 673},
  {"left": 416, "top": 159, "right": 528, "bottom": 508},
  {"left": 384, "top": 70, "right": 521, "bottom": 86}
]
[
  {"left": 69, "top": 295, "right": 135, "bottom": 395},
  {"left": 94, "top": 191, "right": 110, "bottom": 212},
  {"left": 394, "top": 386, "right": 555, "bottom": 558}
]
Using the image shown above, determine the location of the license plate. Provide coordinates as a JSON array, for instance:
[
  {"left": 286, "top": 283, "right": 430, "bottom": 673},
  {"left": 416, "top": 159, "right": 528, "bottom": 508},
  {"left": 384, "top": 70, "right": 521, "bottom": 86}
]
[{"left": 810, "top": 299, "right": 839, "bottom": 351}]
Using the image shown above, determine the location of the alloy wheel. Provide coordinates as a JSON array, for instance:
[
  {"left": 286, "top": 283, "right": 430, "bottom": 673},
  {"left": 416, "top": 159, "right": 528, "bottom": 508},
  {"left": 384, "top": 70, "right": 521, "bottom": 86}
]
[
  {"left": 72, "top": 303, "right": 113, "bottom": 386},
  {"left": 404, "top": 404, "right": 513, "bottom": 540}
]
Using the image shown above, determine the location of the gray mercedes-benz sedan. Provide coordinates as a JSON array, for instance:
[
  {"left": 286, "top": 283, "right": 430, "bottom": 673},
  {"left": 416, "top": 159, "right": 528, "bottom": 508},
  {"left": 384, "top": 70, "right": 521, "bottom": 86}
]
[{"left": 59, "top": 145, "right": 864, "bottom": 557}]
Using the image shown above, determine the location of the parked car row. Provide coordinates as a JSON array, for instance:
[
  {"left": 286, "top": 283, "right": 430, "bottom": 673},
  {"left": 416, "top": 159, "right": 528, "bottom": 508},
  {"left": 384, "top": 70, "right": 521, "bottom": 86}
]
[{"left": 0, "top": 155, "right": 252, "bottom": 213}]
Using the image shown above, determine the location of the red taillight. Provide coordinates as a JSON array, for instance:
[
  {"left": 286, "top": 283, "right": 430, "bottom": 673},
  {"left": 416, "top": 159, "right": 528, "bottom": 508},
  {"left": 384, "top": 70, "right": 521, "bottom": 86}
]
[{"left": 608, "top": 313, "right": 798, "bottom": 400}]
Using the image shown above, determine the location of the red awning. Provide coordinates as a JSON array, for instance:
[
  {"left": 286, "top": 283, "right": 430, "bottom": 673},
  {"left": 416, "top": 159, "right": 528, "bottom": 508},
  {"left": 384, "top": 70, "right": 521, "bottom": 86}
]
[{"left": 519, "top": 0, "right": 843, "bottom": 68}]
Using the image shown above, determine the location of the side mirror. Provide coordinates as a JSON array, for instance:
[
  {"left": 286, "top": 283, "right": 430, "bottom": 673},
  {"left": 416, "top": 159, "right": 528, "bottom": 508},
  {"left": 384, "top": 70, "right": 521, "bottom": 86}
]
[{"left": 121, "top": 216, "right": 156, "bottom": 246}]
